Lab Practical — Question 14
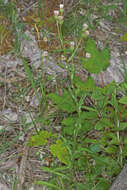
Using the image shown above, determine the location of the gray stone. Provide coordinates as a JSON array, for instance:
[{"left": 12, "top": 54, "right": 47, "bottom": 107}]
[
  {"left": 109, "top": 165, "right": 127, "bottom": 190},
  {"left": 2, "top": 109, "right": 18, "bottom": 122},
  {"left": 22, "top": 30, "right": 67, "bottom": 75},
  {"left": 0, "top": 182, "right": 10, "bottom": 190}
]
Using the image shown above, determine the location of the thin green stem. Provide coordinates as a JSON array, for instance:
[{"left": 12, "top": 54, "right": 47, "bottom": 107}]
[
  {"left": 68, "top": 38, "right": 82, "bottom": 63},
  {"left": 56, "top": 21, "right": 64, "bottom": 51}
]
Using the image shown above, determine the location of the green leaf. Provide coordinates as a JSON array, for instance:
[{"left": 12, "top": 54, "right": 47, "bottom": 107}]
[
  {"left": 91, "top": 87, "right": 104, "bottom": 100},
  {"left": 62, "top": 117, "right": 77, "bottom": 126},
  {"left": 104, "top": 145, "right": 117, "bottom": 154},
  {"left": 102, "top": 81, "right": 116, "bottom": 95},
  {"left": 122, "top": 146, "right": 127, "bottom": 158},
  {"left": 50, "top": 139, "right": 70, "bottom": 165},
  {"left": 83, "top": 138, "right": 97, "bottom": 144},
  {"left": 48, "top": 90, "right": 76, "bottom": 113},
  {"left": 77, "top": 156, "right": 88, "bottom": 170},
  {"left": 89, "top": 144, "right": 101, "bottom": 153},
  {"left": 116, "top": 122, "right": 127, "bottom": 131},
  {"left": 35, "top": 181, "right": 60, "bottom": 189},
  {"left": 109, "top": 135, "right": 120, "bottom": 145},
  {"left": 74, "top": 76, "right": 96, "bottom": 91},
  {"left": 81, "top": 38, "right": 110, "bottom": 74},
  {"left": 28, "top": 130, "right": 52, "bottom": 147},
  {"left": 63, "top": 125, "right": 75, "bottom": 135},
  {"left": 119, "top": 96, "right": 127, "bottom": 104},
  {"left": 124, "top": 137, "right": 127, "bottom": 144},
  {"left": 62, "top": 117, "right": 77, "bottom": 135},
  {"left": 111, "top": 93, "right": 118, "bottom": 109},
  {"left": 120, "top": 33, "right": 127, "bottom": 42},
  {"left": 96, "top": 178, "right": 110, "bottom": 190},
  {"left": 76, "top": 183, "right": 87, "bottom": 190},
  {"left": 40, "top": 166, "right": 69, "bottom": 179},
  {"left": 120, "top": 82, "right": 127, "bottom": 91},
  {"left": 100, "top": 132, "right": 119, "bottom": 146},
  {"left": 95, "top": 118, "right": 112, "bottom": 130},
  {"left": 80, "top": 111, "right": 98, "bottom": 120}
]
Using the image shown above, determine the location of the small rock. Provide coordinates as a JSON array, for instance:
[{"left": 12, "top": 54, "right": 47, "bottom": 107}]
[
  {"left": 25, "top": 96, "right": 30, "bottom": 102},
  {"left": 30, "top": 96, "right": 39, "bottom": 107},
  {"left": 0, "top": 182, "right": 10, "bottom": 190},
  {"left": 19, "top": 135, "right": 25, "bottom": 141},
  {"left": 23, "top": 112, "right": 34, "bottom": 124},
  {"left": 2, "top": 109, "right": 18, "bottom": 122},
  {"left": 109, "top": 165, "right": 127, "bottom": 190},
  {"left": 29, "top": 187, "right": 34, "bottom": 190}
]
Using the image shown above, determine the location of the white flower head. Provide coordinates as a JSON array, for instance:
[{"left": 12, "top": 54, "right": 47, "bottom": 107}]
[
  {"left": 69, "top": 41, "right": 75, "bottom": 50},
  {"left": 86, "top": 52, "right": 91, "bottom": 58},
  {"left": 43, "top": 51, "right": 48, "bottom": 57},
  {"left": 60, "top": 4, "right": 64, "bottom": 9},
  {"left": 60, "top": 4, "right": 64, "bottom": 14},
  {"left": 70, "top": 41, "right": 75, "bottom": 47},
  {"left": 54, "top": 10, "right": 59, "bottom": 16},
  {"left": 125, "top": 51, "right": 127, "bottom": 55}
]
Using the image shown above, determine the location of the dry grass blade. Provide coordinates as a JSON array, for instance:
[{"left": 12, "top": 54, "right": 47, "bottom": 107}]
[
  {"left": 17, "top": 133, "right": 32, "bottom": 190},
  {"left": 0, "top": 182, "right": 10, "bottom": 190}
]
